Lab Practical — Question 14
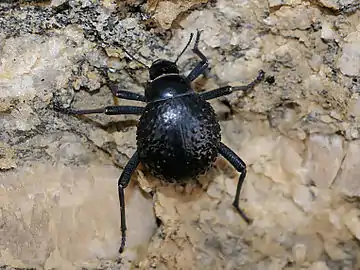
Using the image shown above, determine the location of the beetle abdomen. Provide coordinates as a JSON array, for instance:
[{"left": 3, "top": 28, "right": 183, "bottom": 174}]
[{"left": 136, "top": 94, "right": 221, "bottom": 182}]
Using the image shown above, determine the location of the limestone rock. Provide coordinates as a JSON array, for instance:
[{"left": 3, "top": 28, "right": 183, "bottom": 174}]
[
  {"left": 305, "top": 134, "right": 345, "bottom": 189},
  {"left": 335, "top": 140, "right": 360, "bottom": 197}
]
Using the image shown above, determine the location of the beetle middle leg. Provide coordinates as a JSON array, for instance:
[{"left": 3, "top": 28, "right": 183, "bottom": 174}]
[
  {"left": 60, "top": 105, "right": 144, "bottom": 116},
  {"left": 108, "top": 81, "right": 147, "bottom": 102},
  {"left": 187, "top": 30, "right": 209, "bottom": 82},
  {"left": 218, "top": 142, "right": 252, "bottom": 224},
  {"left": 199, "top": 70, "right": 265, "bottom": 100},
  {"left": 100, "top": 68, "right": 147, "bottom": 104}
]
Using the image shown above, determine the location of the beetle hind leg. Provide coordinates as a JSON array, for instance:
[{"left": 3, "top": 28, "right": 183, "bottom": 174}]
[
  {"left": 118, "top": 151, "right": 140, "bottom": 253},
  {"left": 218, "top": 142, "right": 252, "bottom": 224}
]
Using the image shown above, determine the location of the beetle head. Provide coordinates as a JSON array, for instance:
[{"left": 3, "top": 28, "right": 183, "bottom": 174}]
[{"left": 149, "top": 59, "right": 179, "bottom": 80}]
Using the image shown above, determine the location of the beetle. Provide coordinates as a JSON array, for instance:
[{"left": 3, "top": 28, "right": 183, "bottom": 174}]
[{"left": 58, "top": 30, "right": 264, "bottom": 253}]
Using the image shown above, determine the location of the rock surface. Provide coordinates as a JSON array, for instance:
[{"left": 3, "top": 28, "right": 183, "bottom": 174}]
[{"left": 1, "top": 0, "right": 360, "bottom": 269}]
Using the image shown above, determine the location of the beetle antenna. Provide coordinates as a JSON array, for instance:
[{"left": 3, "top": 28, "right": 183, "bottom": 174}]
[
  {"left": 122, "top": 47, "right": 150, "bottom": 68},
  {"left": 174, "top": 32, "right": 194, "bottom": 64}
]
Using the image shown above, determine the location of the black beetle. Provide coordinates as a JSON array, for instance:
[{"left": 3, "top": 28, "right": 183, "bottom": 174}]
[{"left": 59, "top": 31, "right": 264, "bottom": 253}]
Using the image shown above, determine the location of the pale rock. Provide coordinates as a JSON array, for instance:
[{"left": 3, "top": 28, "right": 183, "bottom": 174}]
[
  {"left": 252, "top": 236, "right": 287, "bottom": 258},
  {"left": 88, "top": 128, "right": 114, "bottom": 148},
  {"left": 267, "top": 0, "right": 301, "bottom": 8},
  {"left": 319, "top": 114, "right": 333, "bottom": 123},
  {"left": 241, "top": 135, "right": 305, "bottom": 186},
  {"left": 292, "top": 243, "right": 307, "bottom": 263},
  {"left": 315, "top": 0, "right": 339, "bottom": 10},
  {"left": 153, "top": 192, "right": 178, "bottom": 224},
  {"left": 206, "top": 175, "right": 224, "bottom": 199},
  {"left": 125, "top": 187, "right": 157, "bottom": 248},
  {"left": 199, "top": 210, "right": 215, "bottom": 224},
  {"left": 177, "top": 8, "right": 242, "bottom": 51},
  {"left": 292, "top": 185, "right": 313, "bottom": 212},
  {"left": 50, "top": 0, "right": 67, "bottom": 7},
  {"left": 2, "top": 103, "right": 41, "bottom": 131},
  {"left": 224, "top": 175, "right": 237, "bottom": 197},
  {"left": 315, "top": 0, "right": 359, "bottom": 10},
  {"left": 44, "top": 133, "right": 96, "bottom": 165},
  {"left": 214, "top": 58, "right": 263, "bottom": 86},
  {"left": 338, "top": 25, "right": 360, "bottom": 76},
  {"left": 113, "top": 127, "right": 137, "bottom": 158},
  {"left": 338, "top": 43, "right": 360, "bottom": 76},
  {"left": 237, "top": 135, "right": 277, "bottom": 166},
  {"left": 329, "top": 110, "right": 342, "bottom": 120},
  {"left": 309, "top": 54, "right": 322, "bottom": 71},
  {"left": 305, "top": 134, "right": 344, "bottom": 188},
  {"left": 345, "top": 126, "right": 360, "bottom": 140},
  {"left": 0, "top": 249, "right": 27, "bottom": 268},
  {"left": 343, "top": 209, "right": 360, "bottom": 240},
  {"left": 321, "top": 20, "right": 338, "bottom": 40},
  {"left": 0, "top": 30, "right": 92, "bottom": 100},
  {"left": 335, "top": 140, "right": 360, "bottom": 196},
  {"left": 324, "top": 239, "right": 350, "bottom": 260},
  {"left": 277, "top": 137, "right": 305, "bottom": 183},
  {"left": 268, "top": 6, "right": 321, "bottom": 30},
  {"left": 0, "top": 142, "right": 16, "bottom": 170},
  {"left": 0, "top": 163, "right": 155, "bottom": 268},
  {"left": 296, "top": 235, "right": 324, "bottom": 262},
  {"left": 328, "top": 204, "right": 351, "bottom": 230},
  {"left": 216, "top": 0, "right": 251, "bottom": 21},
  {"left": 307, "top": 261, "right": 330, "bottom": 270},
  {"left": 152, "top": 0, "right": 208, "bottom": 30},
  {"left": 251, "top": 191, "right": 308, "bottom": 231},
  {"left": 348, "top": 95, "right": 360, "bottom": 119},
  {"left": 44, "top": 248, "right": 77, "bottom": 270},
  {"left": 268, "top": 257, "right": 289, "bottom": 270}
]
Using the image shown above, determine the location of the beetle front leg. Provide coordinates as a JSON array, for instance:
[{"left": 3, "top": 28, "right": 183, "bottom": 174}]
[
  {"left": 199, "top": 70, "right": 265, "bottom": 101},
  {"left": 118, "top": 151, "right": 140, "bottom": 253},
  {"left": 218, "top": 142, "right": 252, "bottom": 224},
  {"left": 187, "top": 30, "right": 209, "bottom": 82}
]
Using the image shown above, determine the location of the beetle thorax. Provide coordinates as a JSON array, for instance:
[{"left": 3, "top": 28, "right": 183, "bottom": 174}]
[{"left": 145, "top": 74, "right": 194, "bottom": 102}]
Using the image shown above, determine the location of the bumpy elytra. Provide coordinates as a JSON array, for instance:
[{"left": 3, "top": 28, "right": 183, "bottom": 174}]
[
  {"left": 58, "top": 31, "right": 265, "bottom": 254},
  {"left": 137, "top": 71, "right": 221, "bottom": 182}
]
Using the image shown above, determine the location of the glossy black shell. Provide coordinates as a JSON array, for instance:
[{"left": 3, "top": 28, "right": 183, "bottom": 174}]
[{"left": 136, "top": 88, "right": 221, "bottom": 183}]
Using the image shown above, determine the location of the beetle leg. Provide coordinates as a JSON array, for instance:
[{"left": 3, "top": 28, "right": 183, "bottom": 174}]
[
  {"left": 187, "top": 30, "right": 209, "bottom": 82},
  {"left": 99, "top": 67, "right": 146, "bottom": 103},
  {"left": 199, "top": 70, "right": 265, "bottom": 100},
  {"left": 118, "top": 151, "right": 140, "bottom": 253},
  {"left": 108, "top": 81, "right": 147, "bottom": 102},
  {"left": 57, "top": 105, "right": 144, "bottom": 115},
  {"left": 218, "top": 142, "right": 252, "bottom": 224}
]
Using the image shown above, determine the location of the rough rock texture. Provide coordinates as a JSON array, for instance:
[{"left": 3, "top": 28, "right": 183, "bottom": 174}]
[{"left": 1, "top": 0, "right": 360, "bottom": 269}]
